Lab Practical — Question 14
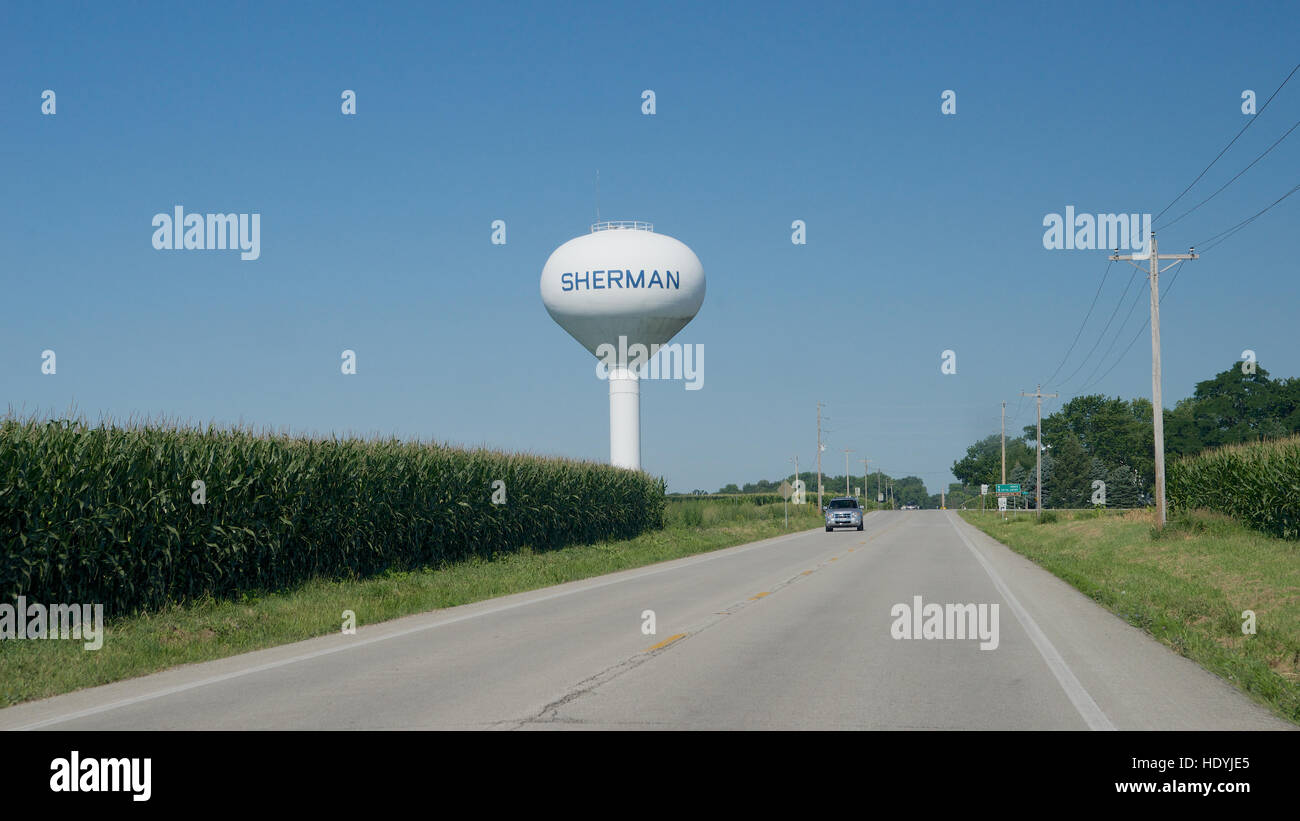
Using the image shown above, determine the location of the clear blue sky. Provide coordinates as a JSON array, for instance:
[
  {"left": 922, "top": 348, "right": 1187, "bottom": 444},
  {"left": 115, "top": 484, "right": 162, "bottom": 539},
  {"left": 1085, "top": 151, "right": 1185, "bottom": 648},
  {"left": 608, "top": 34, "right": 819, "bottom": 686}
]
[{"left": 3, "top": 0, "right": 1298, "bottom": 494}]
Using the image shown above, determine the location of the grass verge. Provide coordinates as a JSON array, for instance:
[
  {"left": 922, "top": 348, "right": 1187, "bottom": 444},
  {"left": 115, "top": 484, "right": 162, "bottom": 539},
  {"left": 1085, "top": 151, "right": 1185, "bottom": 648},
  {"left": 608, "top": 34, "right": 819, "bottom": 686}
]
[
  {"left": 0, "top": 499, "right": 823, "bottom": 707},
  {"left": 960, "top": 508, "right": 1300, "bottom": 724}
]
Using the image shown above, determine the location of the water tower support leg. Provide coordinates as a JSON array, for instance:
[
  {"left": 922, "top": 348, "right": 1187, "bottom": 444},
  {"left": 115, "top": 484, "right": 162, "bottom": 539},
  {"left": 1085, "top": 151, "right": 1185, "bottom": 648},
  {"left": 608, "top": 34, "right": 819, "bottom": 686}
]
[{"left": 609, "top": 366, "right": 641, "bottom": 470}]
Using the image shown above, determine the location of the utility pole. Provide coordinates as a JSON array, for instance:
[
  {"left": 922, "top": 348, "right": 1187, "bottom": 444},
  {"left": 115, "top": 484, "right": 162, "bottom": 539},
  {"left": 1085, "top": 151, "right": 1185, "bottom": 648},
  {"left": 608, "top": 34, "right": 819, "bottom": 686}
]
[
  {"left": 816, "top": 402, "right": 824, "bottom": 510},
  {"left": 790, "top": 455, "right": 799, "bottom": 507},
  {"left": 1021, "top": 385, "right": 1058, "bottom": 519},
  {"left": 785, "top": 457, "right": 795, "bottom": 528},
  {"left": 843, "top": 449, "right": 855, "bottom": 497},
  {"left": 862, "top": 458, "right": 870, "bottom": 507},
  {"left": 1112, "top": 234, "right": 1196, "bottom": 529},
  {"left": 1001, "top": 400, "right": 1007, "bottom": 484}
]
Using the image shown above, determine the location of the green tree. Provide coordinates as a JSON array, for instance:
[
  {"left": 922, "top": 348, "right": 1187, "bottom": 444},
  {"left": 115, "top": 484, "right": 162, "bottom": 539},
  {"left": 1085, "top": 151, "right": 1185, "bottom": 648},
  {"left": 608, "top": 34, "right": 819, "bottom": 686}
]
[
  {"left": 1020, "top": 449, "right": 1049, "bottom": 508},
  {"left": 890, "top": 476, "right": 930, "bottom": 508},
  {"left": 1104, "top": 464, "right": 1141, "bottom": 507},
  {"left": 952, "top": 434, "right": 1034, "bottom": 486},
  {"left": 1028, "top": 394, "right": 1154, "bottom": 494},
  {"left": 1044, "top": 432, "right": 1090, "bottom": 508},
  {"left": 1166, "top": 363, "right": 1300, "bottom": 455}
]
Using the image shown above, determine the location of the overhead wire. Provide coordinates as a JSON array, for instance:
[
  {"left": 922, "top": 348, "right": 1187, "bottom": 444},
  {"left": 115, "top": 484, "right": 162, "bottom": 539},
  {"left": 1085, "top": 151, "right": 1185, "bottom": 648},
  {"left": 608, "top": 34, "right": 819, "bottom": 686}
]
[
  {"left": 1049, "top": 264, "right": 1141, "bottom": 392},
  {"left": 1156, "top": 115, "right": 1300, "bottom": 231},
  {"left": 1040, "top": 260, "right": 1114, "bottom": 388},
  {"left": 1076, "top": 260, "right": 1190, "bottom": 393},
  {"left": 1152, "top": 61, "right": 1300, "bottom": 223},
  {"left": 1194, "top": 179, "right": 1300, "bottom": 252}
]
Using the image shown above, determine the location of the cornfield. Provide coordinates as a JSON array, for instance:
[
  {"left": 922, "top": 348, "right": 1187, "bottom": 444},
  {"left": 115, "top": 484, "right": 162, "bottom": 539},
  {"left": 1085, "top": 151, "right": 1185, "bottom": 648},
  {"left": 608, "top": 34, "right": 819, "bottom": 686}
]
[
  {"left": 1167, "top": 435, "right": 1300, "bottom": 539},
  {"left": 0, "top": 417, "right": 666, "bottom": 615}
]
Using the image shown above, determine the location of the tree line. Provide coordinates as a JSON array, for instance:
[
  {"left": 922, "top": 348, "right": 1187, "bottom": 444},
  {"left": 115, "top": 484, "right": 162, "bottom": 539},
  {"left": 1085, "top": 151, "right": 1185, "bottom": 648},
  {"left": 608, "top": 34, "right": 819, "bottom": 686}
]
[
  {"left": 950, "top": 362, "right": 1300, "bottom": 508},
  {"left": 712, "top": 471, "right": 935, "bottom": 509}
]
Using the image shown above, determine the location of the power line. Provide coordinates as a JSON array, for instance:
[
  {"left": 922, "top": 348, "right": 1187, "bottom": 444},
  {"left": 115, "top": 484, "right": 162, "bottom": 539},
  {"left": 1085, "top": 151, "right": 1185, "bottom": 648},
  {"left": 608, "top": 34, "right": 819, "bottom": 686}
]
[
  {"left": 1074, "top": 277, "right": 1149, "bottom": 392},
  {"left": 1195, "top": 179, "right": 1300, "bottom": 252},
  {"left": 1103, "top": 239, "right": 1196, "bottom": 529},
  {"left": 1082, "top": 172, "right": 1290, "bottom": 393},
  {"left": 1152, "top": 61, "right": 1300, "bottom": 223},
  {"left": 1041, "top": 63, "right": 1298, "bottom": 407},
  {"left": 1077, "top": 260, "right": 1190, "bottom": 394},
  {"left": 1040, "top": 260, "right": 1113, "bottom": 387},
  {"left": 1050, "top": 265, "right": 1141, "bottom": 391},
  {"left": 1157, "top": 115, "right": 1300, "bottom": 231}
]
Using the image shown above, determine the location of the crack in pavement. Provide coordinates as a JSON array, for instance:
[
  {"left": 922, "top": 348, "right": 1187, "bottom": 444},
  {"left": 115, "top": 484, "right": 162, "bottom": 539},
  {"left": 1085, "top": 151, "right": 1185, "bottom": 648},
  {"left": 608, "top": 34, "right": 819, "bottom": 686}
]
[{"left": 510, "top": 526, "right": 891, "bottom": 728}]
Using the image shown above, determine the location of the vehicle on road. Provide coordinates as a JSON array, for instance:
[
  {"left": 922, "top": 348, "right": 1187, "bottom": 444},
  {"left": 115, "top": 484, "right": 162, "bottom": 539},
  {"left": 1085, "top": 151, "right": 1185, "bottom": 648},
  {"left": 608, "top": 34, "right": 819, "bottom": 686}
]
[{"left": 824, "top": 497, "right": 864, "bottom": 531}]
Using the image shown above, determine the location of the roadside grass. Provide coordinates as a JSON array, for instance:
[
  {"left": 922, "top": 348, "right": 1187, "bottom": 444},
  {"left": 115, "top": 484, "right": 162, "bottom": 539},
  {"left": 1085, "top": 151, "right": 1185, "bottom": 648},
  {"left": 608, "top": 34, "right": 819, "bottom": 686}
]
[
  {"left": 960, "top": 508, "right": 1300, "bottom": 724},
  {"left": 0, "top": 499, "right": 822, "bottom": 708}
]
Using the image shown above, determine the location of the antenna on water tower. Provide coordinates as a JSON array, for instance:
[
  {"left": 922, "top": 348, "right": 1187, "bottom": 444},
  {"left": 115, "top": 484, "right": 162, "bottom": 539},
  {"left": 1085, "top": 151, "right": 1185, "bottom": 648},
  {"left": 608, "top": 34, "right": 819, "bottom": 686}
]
[{"left": 540, "top": 221, "right": 706, "bottom": 471}]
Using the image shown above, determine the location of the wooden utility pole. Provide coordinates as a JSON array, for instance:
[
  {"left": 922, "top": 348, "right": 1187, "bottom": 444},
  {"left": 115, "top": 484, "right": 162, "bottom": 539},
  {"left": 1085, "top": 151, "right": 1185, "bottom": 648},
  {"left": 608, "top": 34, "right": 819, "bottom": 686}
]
[
  {"left": 1001, "top": 400, "right": 1007, "bottom": 484},
  {"left": 862, "top": 458, "right": 870, "bottom": 507},
  {"left": 1111, "top": 233, "right": 1196, "bottom": 528},
  {"left": 1021, "top": 385, "right": 1058, "bottom": 519},
  {"left": 790, "top": 455, "right": 799, "bottom": 505},
  {"left": 816, "top": 402, "right": 824, "bottom": 510},
  {"left": 843, "top": 449, "right": 855, "bottom": 497}
]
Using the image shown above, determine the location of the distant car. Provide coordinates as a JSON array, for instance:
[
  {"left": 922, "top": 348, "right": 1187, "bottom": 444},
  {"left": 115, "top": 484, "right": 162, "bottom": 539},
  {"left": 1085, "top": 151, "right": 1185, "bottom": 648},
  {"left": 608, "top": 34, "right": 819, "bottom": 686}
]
[{"left": 824, "top": 497, "right": 864, "bottom": 531}]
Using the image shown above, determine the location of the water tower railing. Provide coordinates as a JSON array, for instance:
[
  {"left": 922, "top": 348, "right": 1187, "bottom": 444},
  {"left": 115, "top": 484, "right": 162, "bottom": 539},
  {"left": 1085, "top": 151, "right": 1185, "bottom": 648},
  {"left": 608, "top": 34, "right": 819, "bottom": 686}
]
[{"left": 591, "top": 220, "right": 654, "bottom": 232}]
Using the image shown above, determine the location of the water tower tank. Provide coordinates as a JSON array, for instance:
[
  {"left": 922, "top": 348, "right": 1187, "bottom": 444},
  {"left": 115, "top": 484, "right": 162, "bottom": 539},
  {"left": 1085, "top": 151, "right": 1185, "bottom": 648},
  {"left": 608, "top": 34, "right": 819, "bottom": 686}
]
[{"left": 541, "top": 221, "right": 706, "bottom": 470}]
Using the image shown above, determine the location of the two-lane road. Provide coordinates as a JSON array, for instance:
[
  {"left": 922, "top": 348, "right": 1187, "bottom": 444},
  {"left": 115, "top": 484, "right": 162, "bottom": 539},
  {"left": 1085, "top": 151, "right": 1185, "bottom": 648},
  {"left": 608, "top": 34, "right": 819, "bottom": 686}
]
[{"left": 1, "top": 511, "right": 1289, "bottom": 730}]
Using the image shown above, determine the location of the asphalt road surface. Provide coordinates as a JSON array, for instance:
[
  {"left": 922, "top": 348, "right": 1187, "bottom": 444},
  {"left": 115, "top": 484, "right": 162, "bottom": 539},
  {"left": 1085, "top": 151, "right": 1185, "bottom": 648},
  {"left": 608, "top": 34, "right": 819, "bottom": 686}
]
[{"left": 1, "top": 511, "right": 1290, "bottom": 730}]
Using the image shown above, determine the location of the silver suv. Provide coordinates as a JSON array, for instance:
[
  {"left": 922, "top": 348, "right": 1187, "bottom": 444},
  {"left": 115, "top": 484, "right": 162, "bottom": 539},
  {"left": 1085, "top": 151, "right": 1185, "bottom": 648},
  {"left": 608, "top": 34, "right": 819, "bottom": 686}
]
[{"left": 824, "top": 497, "right": 864, "bottom": 531}]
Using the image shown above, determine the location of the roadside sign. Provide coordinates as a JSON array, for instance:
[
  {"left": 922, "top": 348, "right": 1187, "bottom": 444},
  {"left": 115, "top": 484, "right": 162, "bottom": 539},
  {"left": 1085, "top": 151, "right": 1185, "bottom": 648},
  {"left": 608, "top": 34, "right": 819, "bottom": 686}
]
[
  {"left": 980, "top": 484, "right": 988, "bottom": 496},
  {"left": 998, "top": 497, "right": 1007, "bottom": 512},
  {"left": 995, "top": 484, "right": 1021, "bottom": 494}
]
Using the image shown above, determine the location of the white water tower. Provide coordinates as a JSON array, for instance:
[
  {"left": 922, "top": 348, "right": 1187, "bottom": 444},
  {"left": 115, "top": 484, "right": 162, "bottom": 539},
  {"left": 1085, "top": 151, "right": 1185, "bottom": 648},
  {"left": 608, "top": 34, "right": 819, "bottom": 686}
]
[{"left": 541, "top": 221, "right": 706, "bottom": 470}]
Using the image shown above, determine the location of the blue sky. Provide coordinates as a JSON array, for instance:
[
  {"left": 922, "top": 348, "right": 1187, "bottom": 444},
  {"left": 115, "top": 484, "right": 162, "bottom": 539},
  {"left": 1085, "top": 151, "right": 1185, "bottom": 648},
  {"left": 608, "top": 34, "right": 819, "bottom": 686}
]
[{"left": 3, "top": 0, "right": 1298, "bottom": 494}]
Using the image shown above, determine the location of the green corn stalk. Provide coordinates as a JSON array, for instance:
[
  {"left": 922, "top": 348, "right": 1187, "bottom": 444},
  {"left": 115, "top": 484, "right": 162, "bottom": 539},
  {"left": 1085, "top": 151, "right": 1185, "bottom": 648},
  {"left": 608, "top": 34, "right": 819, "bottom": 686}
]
[
  {"left": 1168, "top": 435, "right": 1300, "bottom": 539},
  {"left": 1, "top": 416, "right": 667, "bottom": 616}
]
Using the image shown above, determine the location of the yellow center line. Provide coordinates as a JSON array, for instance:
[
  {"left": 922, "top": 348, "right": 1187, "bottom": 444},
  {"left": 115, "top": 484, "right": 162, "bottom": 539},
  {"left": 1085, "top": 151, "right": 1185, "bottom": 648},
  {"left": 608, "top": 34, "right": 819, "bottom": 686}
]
[
  {"left": 645, "top": 633, "right": 686, "bottom": 652},
  {"left": 801, "top": 570, "right": 813, "bottom": 575},
  {"left": 749, "top": 592, "right": 771, "bottom": 600}
]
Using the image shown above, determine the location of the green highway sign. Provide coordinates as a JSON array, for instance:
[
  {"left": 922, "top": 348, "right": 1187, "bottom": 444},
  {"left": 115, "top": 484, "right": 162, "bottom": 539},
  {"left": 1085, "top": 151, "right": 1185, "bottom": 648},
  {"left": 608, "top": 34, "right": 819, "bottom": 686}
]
[{"left": 995, "top": 484, "right": 1021, "bottom": 493}]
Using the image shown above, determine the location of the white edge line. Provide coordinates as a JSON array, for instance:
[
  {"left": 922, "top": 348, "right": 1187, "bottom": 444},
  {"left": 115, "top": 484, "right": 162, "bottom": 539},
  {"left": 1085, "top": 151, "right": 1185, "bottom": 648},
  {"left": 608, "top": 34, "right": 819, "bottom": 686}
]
[
  {"left": 13, "top": 525, "right": 826, "bottom": 730},
  {"left": 947, "top": 512, "right": 1117, "bottom": 731}
]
